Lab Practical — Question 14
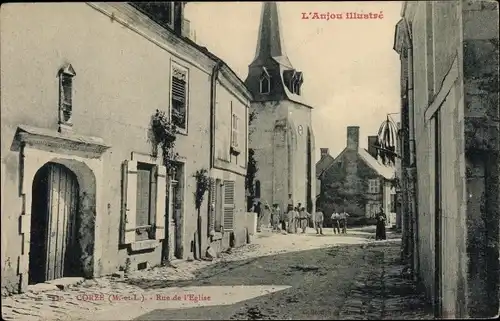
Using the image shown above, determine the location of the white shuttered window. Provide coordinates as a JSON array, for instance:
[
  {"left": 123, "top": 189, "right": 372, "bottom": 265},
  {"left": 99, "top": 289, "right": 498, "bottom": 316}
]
[
  {"left": 223, "top": 180, "right": 235, "bottom": 231},
  {"left": 121, "top": 160, "right": 167, "bottom": 244}
]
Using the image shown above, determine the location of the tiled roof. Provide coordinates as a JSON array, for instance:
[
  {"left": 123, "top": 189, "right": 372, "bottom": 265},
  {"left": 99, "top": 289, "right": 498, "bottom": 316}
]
[{"left": 358, "top": 148, "right": 396, "bottom": 180}]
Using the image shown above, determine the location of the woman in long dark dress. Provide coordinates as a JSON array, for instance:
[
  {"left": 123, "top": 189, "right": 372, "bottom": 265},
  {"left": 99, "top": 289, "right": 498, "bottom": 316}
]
[
  {"left": 375, "top": 206, "right": 387, "bottom": 240},
  {"left": 254, "top": 201, "right": 262, "bottom": 232}
]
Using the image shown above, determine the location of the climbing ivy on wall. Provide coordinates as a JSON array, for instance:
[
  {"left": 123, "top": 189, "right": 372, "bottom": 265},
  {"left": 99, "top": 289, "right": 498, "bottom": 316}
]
[
  {"left": 148, "top": 109, "right": 178, "bottom": 169},
  {"left": 246, "top": 110, "right": 258, "bottom": 199},
  {"left": 193, "top": 169, "right": 211, "bottom": 211},
  {"left": 319, "top": 156, "right": 376, "bottom": 217}
]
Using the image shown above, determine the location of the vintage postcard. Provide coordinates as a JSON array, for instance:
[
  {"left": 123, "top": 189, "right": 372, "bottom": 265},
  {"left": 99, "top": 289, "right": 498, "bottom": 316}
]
[{"left": 1, "top": 1, "right": 499, "bottom": 320}]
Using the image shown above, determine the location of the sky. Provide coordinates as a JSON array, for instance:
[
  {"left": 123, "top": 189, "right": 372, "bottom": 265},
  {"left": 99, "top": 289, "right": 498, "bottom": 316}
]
[{"left": 185, "top": 1, "right": 402, "bottom": 160}]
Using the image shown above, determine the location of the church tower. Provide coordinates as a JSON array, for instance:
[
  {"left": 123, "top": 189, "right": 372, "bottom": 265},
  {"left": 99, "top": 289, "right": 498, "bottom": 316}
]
[{"left": 246, "top": 2, "right": 316, "bottom": 214}]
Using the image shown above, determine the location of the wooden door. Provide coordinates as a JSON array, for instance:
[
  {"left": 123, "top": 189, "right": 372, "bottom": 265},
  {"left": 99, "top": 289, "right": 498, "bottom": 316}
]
[
  {"left": 30, "top": 163, "right": 79, "bottom": 282},
  {"left": 47, "top": 163, "right": 79, "bottom": 280},
  {"left": 171, "top": 180, "right": 182, "bottom": 259}
]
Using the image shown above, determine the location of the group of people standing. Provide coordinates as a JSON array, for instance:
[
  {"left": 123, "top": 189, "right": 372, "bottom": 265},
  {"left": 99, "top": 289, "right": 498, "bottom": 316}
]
[
  {"left": 251, "top": 200, "right": 345, "bottom": 236},
  {"left": 281, "top": 203, "right": 314, "bottom": 234},
  {"left": 330, "top": 211, "right": 350, "bottom": 234},
  {"left": 250, "top": 200, "right": 388, "bottom": 240}
]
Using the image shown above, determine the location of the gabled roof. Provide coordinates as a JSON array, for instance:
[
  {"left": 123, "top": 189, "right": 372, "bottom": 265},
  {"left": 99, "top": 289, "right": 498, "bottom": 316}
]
[
  {"left": 320, "top": 147, "right": 395, "bottom": 180},
  {"left": 316, "top": 154, "right": 335, "bottom": 178},
  {"left": 358, "top": 148, "right": 396, "bottom": 180}
]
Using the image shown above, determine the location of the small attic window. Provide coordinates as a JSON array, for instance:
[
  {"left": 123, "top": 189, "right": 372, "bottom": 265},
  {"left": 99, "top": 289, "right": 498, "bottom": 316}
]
[
  {"left": 293, "top": 73, "right": 303, "bottom": 95},
  {"left": 58, "top": 64, "right": 76, "bottom": 130},
  {"left": 289, "top": 71, "right": 296, "bottom": 92},
  {"left": 259, "top": 67, "right": 271, "bottom": 94}
]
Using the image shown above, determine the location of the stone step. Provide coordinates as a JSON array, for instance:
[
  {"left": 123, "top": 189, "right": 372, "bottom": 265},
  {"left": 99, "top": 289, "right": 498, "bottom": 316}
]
[{"left": 45, "top": 277, "right": 85, "bottom": 290}]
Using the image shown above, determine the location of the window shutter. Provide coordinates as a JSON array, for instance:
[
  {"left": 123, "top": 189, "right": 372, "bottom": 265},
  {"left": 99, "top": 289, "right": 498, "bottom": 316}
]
[
  {"left": 172, "top": 77, "right": 186, "bottom": 102},
  {"left": 208, "top": 179, "right": 216, "bottom": 233},
  {"left": 223, "top": 180, "right": 235, "bottom": 231},
  {"left": 231, "top": 114, "right": 239, "bottom": 148},
  {"left": 122, "top": 160, "right": 138, "bottom": 244},
  {"left": 155, "top": 165, "right": 167, "bottom": 240}
]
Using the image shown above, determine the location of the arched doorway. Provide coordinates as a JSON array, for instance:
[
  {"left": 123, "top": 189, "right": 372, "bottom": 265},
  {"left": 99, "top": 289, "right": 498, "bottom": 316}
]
[
  {"left": 29, "top": 162, "right": 80, "bottom": 284},
  {"left": 255, "top": 180, "right": 261, "bottom": 199}
]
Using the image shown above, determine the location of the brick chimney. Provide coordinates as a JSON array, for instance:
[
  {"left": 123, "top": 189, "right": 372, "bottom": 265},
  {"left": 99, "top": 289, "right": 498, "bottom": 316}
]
[
  {"left": 182, "top": 19, "right": 191, "bottom": 38},
  {"left": 346, "top": 126, "right": 360, "bottom": 150},
  {"left": 320, "top": 148, "right": 329, "bottom": 159},
  {"left": 173, "top": 2, "right": 184, "bottom": 35},
  {"left": 368, "top": 136, "right": 378, "bottom": 158}
]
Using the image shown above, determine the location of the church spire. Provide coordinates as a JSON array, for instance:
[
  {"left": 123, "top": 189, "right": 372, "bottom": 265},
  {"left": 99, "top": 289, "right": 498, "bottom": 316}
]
[
  {"left": 251, "top": 2, "right": 292, "bottom": 68},
  {"left": 245, "top": 2, "right": 304, "bottom": 101}
]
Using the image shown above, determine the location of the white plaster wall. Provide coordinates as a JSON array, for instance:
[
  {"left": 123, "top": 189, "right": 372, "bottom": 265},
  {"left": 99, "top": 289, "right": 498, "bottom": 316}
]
[
  {"left": 214, "top": 81, "right": 248, "bottom": 174},
  {"left": 0, "top": 2, "right": 214, "bottom": 288}
]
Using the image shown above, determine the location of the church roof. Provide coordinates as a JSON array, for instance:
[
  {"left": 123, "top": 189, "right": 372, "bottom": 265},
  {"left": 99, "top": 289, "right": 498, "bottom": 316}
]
[{"left": 251, "top": 2, "right": 293, "bottom": 68}]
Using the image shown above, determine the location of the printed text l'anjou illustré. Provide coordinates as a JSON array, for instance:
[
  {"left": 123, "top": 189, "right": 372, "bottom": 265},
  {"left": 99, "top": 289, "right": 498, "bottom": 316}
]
[{"left": 301, "top": 12, "right": 384, "bottom": 21}]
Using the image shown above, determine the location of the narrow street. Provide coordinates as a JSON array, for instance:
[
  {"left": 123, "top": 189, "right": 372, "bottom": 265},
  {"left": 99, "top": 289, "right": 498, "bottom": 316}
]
[{"left": 1, "top": 227, "right": 432, "bottom": 320}]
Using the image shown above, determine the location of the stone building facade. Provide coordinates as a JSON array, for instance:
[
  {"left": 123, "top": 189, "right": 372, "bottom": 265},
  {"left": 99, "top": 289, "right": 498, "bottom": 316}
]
[
  {"left": 0, "top": 2, "right": 251, "bottom": 295},
  {"left": 315, "top": 148, "right": 335, "bottom": 204},
  {"left": 317, "top": 127, "right": 396, "bottom": 226},
  {"left": 394, "top": 0, "right": 499, "bottom": 318},
  {"left": 245, "top": 2, "right": 316, "bottom": 214}
]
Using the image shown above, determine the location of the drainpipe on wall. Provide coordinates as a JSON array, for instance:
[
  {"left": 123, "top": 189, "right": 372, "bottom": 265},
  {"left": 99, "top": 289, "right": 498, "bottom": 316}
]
[
  {"left": 210, "top": 59, "right": 224, "bottom": 169},
  {"left": 202, "top": 58, "right": 224, "bottom": 257},
  {"left": 405, "top": 21, "right": 420, "bottom": 283}
]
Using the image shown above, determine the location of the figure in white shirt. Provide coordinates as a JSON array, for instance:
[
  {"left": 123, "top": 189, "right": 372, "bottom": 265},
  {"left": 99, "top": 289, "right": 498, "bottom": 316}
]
[{"left": 331, "top": 212, "right": 341, "bottom": 234}]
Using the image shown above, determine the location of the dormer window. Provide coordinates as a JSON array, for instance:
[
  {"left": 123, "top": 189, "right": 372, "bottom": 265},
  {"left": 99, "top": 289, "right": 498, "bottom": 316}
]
[
  {"left": 293, "top": 79, "right": 300, "bottom": 95},
  {"left": 292, "top": 72, "right": 303, "bottom": 95},
  {"left": 259, "top": 67, "right": 271, "bottom": 94},
  {"left": 289, "top": 71, "right": 297, "bottom": 93},
  {"left": 130, "top": 2, "right": 177, "bottom": 31},
  {"left": 58, "top": 64, "right": 76, "bottom": 131},
  {"left": 165, "top": 2, "right": 174, "bottom": 26},
  {"left": 283, "top": 69, "right": 303, "bottom": 95}
]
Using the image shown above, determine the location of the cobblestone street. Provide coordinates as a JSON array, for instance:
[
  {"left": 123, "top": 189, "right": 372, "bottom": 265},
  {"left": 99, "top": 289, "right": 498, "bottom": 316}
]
[{"left": 1, "top": 227, "right": 432, "bottom": 320}]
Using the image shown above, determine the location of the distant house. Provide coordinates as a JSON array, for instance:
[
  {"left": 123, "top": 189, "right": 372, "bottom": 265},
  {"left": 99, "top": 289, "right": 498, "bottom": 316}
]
[
  {"left": 315, "top": 148, "right": 335, "bottom": 204},
  {"left": 317, "top": 126, "right": 396, "bottom": 226}
]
